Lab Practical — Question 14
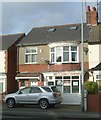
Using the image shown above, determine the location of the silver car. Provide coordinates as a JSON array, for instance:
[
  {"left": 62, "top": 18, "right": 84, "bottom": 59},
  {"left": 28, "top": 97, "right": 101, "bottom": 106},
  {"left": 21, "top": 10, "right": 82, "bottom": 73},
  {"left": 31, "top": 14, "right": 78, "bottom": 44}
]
[{"left": 3, "top": 86, "right": 62, "bottom": 109}]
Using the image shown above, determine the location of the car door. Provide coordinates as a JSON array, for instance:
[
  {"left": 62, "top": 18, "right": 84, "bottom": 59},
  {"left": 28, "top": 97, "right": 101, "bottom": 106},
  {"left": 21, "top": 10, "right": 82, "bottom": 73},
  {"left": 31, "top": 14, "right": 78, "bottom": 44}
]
[
  {"left": 15, "top": 87, "right": 31, "bottom": 104},
  {"left": 29, "top": 87, "right": 43, "bottom": 104}
]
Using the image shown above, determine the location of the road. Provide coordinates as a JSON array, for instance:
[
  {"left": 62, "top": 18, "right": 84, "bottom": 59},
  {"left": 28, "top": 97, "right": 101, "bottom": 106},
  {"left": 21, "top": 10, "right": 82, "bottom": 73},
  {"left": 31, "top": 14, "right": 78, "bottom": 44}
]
[{"left": 1, "top": 103, "right": 100, "bottom": 120}]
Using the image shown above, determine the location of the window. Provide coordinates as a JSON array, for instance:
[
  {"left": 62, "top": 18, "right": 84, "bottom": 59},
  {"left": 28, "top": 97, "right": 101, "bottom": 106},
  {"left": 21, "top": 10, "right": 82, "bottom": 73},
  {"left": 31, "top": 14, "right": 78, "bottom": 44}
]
[
  {"left": 20, "top": 87, "right": 31, "bottom": 94},
  {"left": 50, "top": 46, "right": 78, "bottom": 63},
  {"left": 20, "top": 80, "right": 25, "bottom": 86},
  {"left": 71, "top": 46, "right": 77, "bottom": 61},
  {"left": 54, "top": 75, "right": 80, "bottom": 93},
  {"left": 31, "top": 87, "right": 42, "bottom": 93},
  {"left": 25, "top": 47, "right": 37, "bottom": 63},
  {"left": 0, "top": 82, "right": 3, "bottom": 92},
  {"left": 42, "top": 87, "right": 52, "bottom": 92}
]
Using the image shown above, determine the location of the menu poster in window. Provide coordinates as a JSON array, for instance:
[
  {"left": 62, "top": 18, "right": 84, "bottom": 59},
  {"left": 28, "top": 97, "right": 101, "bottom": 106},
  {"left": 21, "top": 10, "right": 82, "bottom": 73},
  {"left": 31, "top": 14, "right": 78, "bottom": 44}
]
[{"left": 73, "top": 81, "right": 78, "bottom": 86}]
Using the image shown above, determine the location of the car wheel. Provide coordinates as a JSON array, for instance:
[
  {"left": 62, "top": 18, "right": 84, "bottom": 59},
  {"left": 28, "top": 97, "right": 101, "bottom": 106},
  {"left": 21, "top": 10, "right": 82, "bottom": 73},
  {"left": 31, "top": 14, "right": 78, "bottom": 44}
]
[
  {"left": 7, "top": 98, "right": 15, "bottom": 108},
  {"left": 39, "top": 99, "right": 49, "bottom": 109}
]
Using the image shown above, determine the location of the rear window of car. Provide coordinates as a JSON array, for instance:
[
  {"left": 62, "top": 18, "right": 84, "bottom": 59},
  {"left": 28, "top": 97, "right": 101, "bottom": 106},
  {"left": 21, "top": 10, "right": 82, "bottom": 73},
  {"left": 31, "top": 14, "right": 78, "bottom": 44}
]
[
  {"left": 41, "top": 87, "right": 52, "bottom": 92},
  {"left": 51, "top": 86, "right": 60, "bottom": 92}
]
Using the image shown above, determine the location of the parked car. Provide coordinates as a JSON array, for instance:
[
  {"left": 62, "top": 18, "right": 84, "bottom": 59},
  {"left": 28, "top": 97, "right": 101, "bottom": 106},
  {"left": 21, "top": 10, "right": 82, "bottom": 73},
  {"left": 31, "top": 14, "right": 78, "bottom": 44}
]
[{"left": 3, "top": 86, "right": 62, "bottom": 109}]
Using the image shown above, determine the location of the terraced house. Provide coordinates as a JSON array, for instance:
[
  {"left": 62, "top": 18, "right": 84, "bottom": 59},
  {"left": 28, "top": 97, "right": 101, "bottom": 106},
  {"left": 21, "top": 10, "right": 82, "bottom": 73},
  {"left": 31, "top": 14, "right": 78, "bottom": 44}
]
[
  {"left": 16, "top": 23, "right": 90, "bottom": 104},
  {"left": 0, "top": 33, "right": 25, "bottom": 98},
  {"left": 16, "top": 6, "right": 101, "bottom": 104}
]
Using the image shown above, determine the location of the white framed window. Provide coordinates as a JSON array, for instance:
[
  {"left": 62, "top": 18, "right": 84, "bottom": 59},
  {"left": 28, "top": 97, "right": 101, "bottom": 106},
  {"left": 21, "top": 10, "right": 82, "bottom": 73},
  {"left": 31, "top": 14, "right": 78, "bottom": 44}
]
[
  {"left": 55, "top": 75, "right": 80, "bottom": 94},
  {"left": 25, "top": 47, "right": 37, "bottom": 64},
  {"left": 50, "top": 46, "right": 78, "bottom": 64}
]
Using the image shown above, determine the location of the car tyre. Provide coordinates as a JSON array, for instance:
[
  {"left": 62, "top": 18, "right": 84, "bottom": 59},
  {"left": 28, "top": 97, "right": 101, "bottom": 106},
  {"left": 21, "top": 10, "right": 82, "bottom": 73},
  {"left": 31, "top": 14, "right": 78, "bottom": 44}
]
[
  {"left": 39, "top": 99, "right": 49, "bottom": 109},
  {"left": 7, "top": 98, "right": 15, "bottom": 108}
]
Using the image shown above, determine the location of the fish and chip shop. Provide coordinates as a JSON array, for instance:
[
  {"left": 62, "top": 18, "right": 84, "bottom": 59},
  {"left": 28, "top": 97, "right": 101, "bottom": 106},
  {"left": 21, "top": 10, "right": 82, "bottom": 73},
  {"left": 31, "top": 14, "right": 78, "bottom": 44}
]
[{"left": 43, "top": 71, "right": 81, "bottom": 104}]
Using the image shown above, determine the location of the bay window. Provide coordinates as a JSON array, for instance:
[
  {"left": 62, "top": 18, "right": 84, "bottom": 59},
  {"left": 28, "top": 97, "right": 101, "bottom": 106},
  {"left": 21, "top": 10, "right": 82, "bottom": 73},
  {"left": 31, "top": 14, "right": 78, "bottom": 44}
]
[{"left": 50, "top": 46, "right": 78, "bottom": 63}]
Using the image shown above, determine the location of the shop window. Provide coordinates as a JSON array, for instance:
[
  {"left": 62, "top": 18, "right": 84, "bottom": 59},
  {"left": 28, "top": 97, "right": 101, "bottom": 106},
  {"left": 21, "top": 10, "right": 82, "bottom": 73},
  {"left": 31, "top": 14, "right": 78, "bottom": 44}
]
[
  {"left": 55, "top": 76, "right": 62, "bottom": 86},
  {"left": 72, "top": 80, "right": 79, "bottom": 93},
  {"left": 64, "top": 86, "right": 70, "bottom": 93}
]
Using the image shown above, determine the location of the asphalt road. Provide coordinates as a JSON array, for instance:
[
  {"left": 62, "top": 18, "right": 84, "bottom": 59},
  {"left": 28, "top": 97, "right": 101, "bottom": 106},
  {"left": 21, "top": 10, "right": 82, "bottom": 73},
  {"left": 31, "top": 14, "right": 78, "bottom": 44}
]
[{"left": 1, "top": 103, "right": 100, "bottom": 120}]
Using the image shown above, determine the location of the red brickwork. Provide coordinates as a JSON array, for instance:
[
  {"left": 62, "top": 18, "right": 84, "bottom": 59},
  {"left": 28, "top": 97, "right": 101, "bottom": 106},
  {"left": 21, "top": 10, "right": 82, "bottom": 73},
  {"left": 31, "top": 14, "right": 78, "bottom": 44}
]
[
  {"left": 87, "top": 94, "right": 101, "bottom": 112},
  {"left": 18, "top": 62, "right": 89, "bottom": 73}
]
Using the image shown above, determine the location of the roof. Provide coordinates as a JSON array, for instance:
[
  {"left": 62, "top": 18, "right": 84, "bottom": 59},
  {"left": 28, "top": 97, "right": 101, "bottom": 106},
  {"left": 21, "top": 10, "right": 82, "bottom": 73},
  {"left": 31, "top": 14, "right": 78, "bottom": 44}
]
[
  {"left": 89, "top": 63, "right": 101, "bottom": 71},
  {"left": 88, "top": 23, "right": 101, "bottom": 44},
  {"left": 0, "top": 33, "right": 25, "bottom": 50},
  {"left": 18, "top": 23, "right": 90, "bottom": 46}
]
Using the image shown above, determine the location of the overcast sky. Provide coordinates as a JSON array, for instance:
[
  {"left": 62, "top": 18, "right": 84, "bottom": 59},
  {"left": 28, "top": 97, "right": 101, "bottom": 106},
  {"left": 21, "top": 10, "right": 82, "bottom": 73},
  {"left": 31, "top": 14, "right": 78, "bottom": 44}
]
[{"left": 1, "top": 0, "right": 101, "bottom": 35}]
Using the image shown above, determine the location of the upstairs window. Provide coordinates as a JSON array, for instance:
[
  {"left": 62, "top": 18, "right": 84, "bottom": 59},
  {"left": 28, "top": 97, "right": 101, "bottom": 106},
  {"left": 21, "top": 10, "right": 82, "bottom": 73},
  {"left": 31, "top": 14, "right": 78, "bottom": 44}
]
[
  {"left": 50, "top": 46, "right": 78, "bottom": 63},
  {"left": 25, "top": 47, "right": 37, "bottom": 64}
]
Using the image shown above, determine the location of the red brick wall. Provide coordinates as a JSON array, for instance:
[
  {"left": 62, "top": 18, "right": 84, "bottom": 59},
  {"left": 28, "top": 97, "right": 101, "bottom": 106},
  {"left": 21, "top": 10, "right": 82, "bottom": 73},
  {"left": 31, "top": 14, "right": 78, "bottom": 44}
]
[
  {"left": 5, "top": 34, "right": 25, "bottom": 93},
  {"left": 87, "top": 94, "right": 101, "bottom": 112},
  {"left": 18, "top": 62, "right": 89, "bottom": 73}
]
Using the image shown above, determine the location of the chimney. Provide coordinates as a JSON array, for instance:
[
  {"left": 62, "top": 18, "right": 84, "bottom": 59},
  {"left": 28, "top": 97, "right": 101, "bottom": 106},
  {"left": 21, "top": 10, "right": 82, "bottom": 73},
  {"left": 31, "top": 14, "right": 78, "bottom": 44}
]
[{"left": 86, "top": 6, "right": 98, "bottom": 26}]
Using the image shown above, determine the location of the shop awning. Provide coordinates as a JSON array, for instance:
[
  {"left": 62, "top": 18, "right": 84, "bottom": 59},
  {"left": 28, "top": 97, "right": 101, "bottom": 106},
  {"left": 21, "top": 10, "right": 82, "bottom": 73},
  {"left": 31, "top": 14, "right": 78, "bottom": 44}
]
[{"left": 15, "top": 72, "right": 44, "bottom": 80}]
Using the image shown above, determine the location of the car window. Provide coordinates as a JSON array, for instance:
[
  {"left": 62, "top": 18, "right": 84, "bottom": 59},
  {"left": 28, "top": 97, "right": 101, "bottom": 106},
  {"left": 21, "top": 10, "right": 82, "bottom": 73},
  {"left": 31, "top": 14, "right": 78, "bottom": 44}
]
[
  {"left": 51, "top": 86, "right": 60, "bottom": 92},
  {"left": 41, "top": 87, "right": 52, "bottom": 92},
  {"left": 20, "top": 87, "right": 31, "bottom": 94},
  {"left": 30, "top": 87, "right": 42, "bottom": 93}
]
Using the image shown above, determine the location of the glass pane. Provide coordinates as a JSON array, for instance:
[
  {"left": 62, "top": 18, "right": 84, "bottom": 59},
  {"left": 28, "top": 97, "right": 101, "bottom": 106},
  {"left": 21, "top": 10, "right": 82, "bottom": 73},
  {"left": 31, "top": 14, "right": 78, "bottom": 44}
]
[
  {"left": 26, "top": 48, "right": 30, "bottom": 53},
  {"left": 71, "top": 46, "right": 77, "bottom": 51},
  {"left": 63, "top": 76, "right": 70, "bottom": 79},
  {"left": 64, "top": 86, "right": 70, "bottom": 93},
  {"left": 51, "top": 47, "right": 55, "bottom": 52},
  {"left": 32, "top": 54, "right": 36, "bottom": 62},
  {"left": 48, "top": 82, "right": 54, "bottom": 86},
  {"left": 55, "top": 80, "right": 62, "bottom": 86},
  {"left": 20, "top": 87, "right": 30, "bottom": 94},
  {"left": 72, "top": 76, "right": 79, "bottom": 79},
  {"left": 31, "top": 87, "right": 42, "bottom": 93},
  {"left": 26, "top": 55, "right": 31, "bottom": 63},
  {"left": 72, "top": 86, "right": 79, "bottom": 93},
  {"left": 0, "top": 83, "right": 3, "bottom": 92},
  {"left": 51, "top": 53, "right": 55, "bottom": 62},
  {"left": 55, "top": 76, "right": 62, "bottom": 79},
  {"left": 63, "top": 52, "right": 69, "bottom": 61},
  {"left": 71, "top": 52, "right": 77, "bottom": 61},
  {"left": 56, "top": 47, "right": 62, "bottom": 62},
  {"left": 64, "top": 80, "right": 70, "bottom": 85},
  {"left": 42, "top": 87, "right": 52, "bottom": 92},
  {"left": 31, "top": 49, "right": 36, "bottom": 53},
  {"left": 72, "top": 80, "right": 79, "bottom": 93},
  {"left": 63, "top": 46, "right": 69, "bottom": 51}
]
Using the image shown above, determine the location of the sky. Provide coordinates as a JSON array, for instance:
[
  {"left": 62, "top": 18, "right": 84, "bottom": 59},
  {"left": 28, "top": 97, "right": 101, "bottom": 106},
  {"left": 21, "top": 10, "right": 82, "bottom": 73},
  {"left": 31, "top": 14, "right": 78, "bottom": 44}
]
[{"left": 1, "top": 0, "right": 101, "bottom": 35}]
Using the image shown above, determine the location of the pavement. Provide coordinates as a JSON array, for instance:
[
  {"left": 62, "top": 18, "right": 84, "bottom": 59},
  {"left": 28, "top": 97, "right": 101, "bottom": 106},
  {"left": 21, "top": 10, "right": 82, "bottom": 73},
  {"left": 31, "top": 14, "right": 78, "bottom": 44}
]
[{"left": 0, "top": 102, "right": 101, "bottom": 119}]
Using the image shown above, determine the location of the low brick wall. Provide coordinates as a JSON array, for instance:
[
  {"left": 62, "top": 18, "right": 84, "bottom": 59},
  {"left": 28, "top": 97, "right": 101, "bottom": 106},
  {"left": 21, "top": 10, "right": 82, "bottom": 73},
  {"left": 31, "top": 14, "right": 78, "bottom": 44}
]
[{"left": 87, "top": 94, "right": 101, "bottom": 112}]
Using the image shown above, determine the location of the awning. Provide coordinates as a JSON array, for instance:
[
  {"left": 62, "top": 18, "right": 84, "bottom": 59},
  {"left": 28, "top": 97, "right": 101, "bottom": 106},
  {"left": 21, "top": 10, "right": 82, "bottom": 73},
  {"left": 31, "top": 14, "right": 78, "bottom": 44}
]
[{"left": 15, "top": 72, "right": 44, "bottom": 80}]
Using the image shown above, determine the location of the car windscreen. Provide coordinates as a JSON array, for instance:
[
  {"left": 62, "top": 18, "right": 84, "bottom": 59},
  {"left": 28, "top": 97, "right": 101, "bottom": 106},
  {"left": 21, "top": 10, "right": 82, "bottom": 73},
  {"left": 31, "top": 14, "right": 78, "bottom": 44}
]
[
  {"left": 41, "top": 87, "right": 52, "bottom": 92},
  {"left": 51, "top": 86, "right": 60, "bottom": 92}
]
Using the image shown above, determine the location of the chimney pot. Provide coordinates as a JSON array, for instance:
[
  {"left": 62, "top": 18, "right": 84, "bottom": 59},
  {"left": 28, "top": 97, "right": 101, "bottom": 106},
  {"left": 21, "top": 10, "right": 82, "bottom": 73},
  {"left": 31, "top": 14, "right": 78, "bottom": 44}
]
[
  {"left": 92, "top": 7, "right": 96, "bottom": 11},
  {"left": 86, "top": 6, "right": 91, "bottom": 11}
]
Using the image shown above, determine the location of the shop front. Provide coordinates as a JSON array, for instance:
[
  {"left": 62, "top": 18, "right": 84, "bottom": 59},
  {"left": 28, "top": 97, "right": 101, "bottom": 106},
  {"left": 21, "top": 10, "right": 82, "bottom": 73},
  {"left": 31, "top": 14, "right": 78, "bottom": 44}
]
[{"left": 43, "top": 71, "right": 81, "bottom": 104}]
